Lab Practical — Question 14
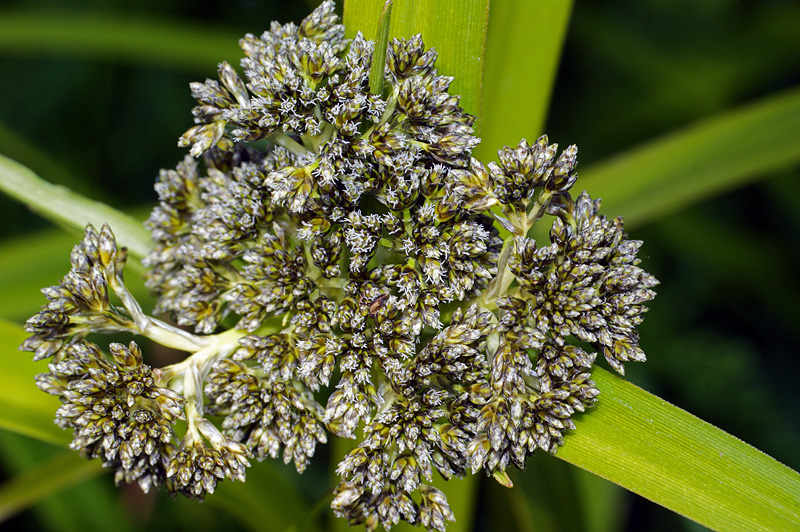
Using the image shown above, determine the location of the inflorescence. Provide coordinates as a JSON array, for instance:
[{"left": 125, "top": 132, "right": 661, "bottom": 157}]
[{"left": 21, "top": 2, "right": 657, "bottom": 530}]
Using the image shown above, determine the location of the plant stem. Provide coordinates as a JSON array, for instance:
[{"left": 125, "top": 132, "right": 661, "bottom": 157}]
[
  {"left": 110, "top": 276, "right": 209, "bottom": 352},
  {"left": 479, "top": 235, "right": 514, "bottom": 310},
  {"left": 159, "top": 327, "right": 248, "bottom": 384},
  {"left": 272, "top": 132, "right": 310, "bottom": 156}
]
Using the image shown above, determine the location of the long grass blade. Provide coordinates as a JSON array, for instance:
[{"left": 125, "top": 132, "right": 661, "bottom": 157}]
[
  {"left": 580, "top": 87, "right": 800, "bottom": 228},
  {"left": 557, "top": 367, "right": 800, "bottom": 532},
  {"left": 0, "top": 154, "right": 152, "bottom": 261}
]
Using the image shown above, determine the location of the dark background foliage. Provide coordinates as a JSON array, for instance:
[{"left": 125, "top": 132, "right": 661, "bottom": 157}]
[{"left": 0, "top": 0, "right": 798, "bottom": 531}]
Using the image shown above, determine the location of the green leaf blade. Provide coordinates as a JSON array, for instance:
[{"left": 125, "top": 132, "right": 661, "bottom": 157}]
[
  {"left": 0, "top": 154, "right": 153, "bottom": 262},
  {"left": 558, "top": 368, "right": 800, "bottom": 532},
  {"left": 344, "top": 0, "right": 490, "bottom": 122},
  {"left": 579, "top": 87, "right": 800, "bottom": 228},
  {"left": 477, "top": 0, "right": 574, "bottom": 160}
]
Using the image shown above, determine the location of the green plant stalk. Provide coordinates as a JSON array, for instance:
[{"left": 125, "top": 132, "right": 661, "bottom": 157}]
[
  {"left": 558, "top": 367, "right": 800, "bottom": 532},
  {"left": 369, "top": 0, "right": 393, "bottom": 96}
]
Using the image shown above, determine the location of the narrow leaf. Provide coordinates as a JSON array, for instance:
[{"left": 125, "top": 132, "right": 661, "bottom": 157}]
[
  {"left": 557, "top": 367, "right": 800, "bottom": 532},
  {"left": 477, "top": 0, "right": 574, "bottom": 160},
  {"left": 0, "top": 11, "right": 240, "bottom": 72},
  {"left": 369, "top": 0, "right": 393, "bottom": 96},
  {"left": 0, "top": 319, "right": 68, "bottom": 446},
  {"left": 579, "top": 87, "right": 800, "bottom": 228},
  {"left": 0, "top": 153, "right": 153, "bottom": 261},
  {"left": 0, "top": 448, "right": 104, "bottom": 524},
  {"left": 344, "top": 0, "right": 491, "bottom": 122}
]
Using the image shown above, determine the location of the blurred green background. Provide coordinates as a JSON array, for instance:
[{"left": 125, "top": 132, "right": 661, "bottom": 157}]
[{"left": 0, "top": 0, "right": 798, "bottom": 531}]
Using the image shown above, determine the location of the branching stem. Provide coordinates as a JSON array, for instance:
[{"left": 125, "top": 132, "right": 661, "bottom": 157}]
[{"left": 110, "top": 276, "right": 209, "bottom": 352}]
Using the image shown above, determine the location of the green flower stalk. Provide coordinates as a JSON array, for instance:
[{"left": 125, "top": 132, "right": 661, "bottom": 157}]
[{"left": 20, "top": 2, "right": 657, "bottom": 530}]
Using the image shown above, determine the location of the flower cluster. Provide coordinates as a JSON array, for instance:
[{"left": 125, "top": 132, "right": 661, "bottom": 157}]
[
  {"left": 21, "top": 2, "right": 657, "bottom": 530},
  {"left": 21, "top": 224, "right": 130, "bottom": 361},
  {"left": 36, "top": 340, "right": 185, "bottom": 493}
]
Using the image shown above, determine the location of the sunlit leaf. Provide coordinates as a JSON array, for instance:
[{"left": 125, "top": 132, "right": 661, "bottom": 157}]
[
  {"left": 477, "top": 0, "right": 573, "bottom": 160},
  {"left": 344, "top": 0, "right": 490, "bottom": 122},
  {"left": 557, "top": 368, "right": 800, "bottom": 532}
]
